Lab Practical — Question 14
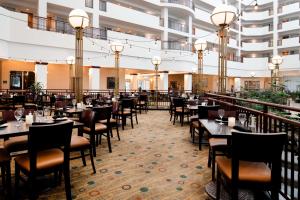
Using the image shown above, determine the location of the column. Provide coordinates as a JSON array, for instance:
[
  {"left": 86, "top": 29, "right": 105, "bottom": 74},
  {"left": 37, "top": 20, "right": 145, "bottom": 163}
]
[
  {"left": 158, "top": 71, "right": 168, "bottom": 91},
  {"left": 35, "top": 63, "right": 48, "bottom": 89},
  {"left": 188, "top": 15, "right": 193, "bottom": 44},
  {"left": 161, "top": 7, "right": 168, "bottom": 49},
  {"left": 273, "top": 0, "right": 278, "bottom": 55},
  {"left": 131, "top": 74, "right": 138, "bottom": 91},
  {"left": 38, "top": 0, "right": 47, "bottom": 29},
  {"left": 184, "top": 73, "right": 192, "bottom": 92},
  {"left": 92, "top": 0, "right": 100, "bottom": 28},
  {"left": 237, "top": 0, "right": 242, "bottom": 57},
  {"left": 234, "top": 78, "right": 241, "bottom": 92},
  {"left": 88, "top": 67, "right": 100, "bottom": 90}
]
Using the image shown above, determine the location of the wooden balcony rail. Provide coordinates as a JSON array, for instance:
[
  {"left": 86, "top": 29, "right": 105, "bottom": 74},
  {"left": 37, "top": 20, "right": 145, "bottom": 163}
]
[{"left": 206, "top": 93, "right": 299, "bottom": 200}]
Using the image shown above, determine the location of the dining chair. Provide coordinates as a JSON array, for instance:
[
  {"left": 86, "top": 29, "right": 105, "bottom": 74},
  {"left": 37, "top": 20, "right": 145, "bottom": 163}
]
[
  {"left": 118, "top": 99, "right": 135, "bottom": 130},
  {"left": 0, "top": 147, "right": 11, "bottom": 198},
  {"left": 172, "top": 97, "right": 189, "bottom": 126},
  {"left": 14, "top": 121, "right": 73, "bottom": 200},
  {"left": 136, "top": 94, "right": 148, "bottom": 114},
  {"left": 12, "top": 96, "right": 25, "bottom": 109},
  {"left": 93, "top": 106, "right": 113, "bottom": 153},
  {"left": 216, "top": 132, "right": 287, "bottom": 200}
]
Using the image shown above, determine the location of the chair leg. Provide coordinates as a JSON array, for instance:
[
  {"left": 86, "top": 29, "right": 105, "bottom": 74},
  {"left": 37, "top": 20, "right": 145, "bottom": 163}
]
[
  {"left": 208, "top": 148, "right": 212, "bottom": 167},
  {"left": 106, "top": 132, "right": 112, "bottom": 153},
  {"left": 198, "top": 127, "right": 202, "bottom": 150},
  {"left": 135, "top": 113, "right": 138, "bottom": 124},
  {"left": 216, "top": 169, "right": 221, "bottom": 200},
  {"left": 96, "top": 135, "right": 99, "bottom": 146},
  {"left": 116, "top": 125, "right": 120, "bottom": 141},
  {"left": 90, "top": 134, "right": 96, "bottom": 157},
  {"left": 211, "top": 150, "right": 216, "bottom": 181},
  {"left": 110, "top": 128, "right": 114, "bottom": 137},
  {"left": 89, "top": 146, "right": 96, "bottom": 174},
  {"left": 5, "top": 163, "right": 11, "bottom": 198},
  {"left": 1, "top": 166, "right": 5, "bottom": 189},
  {"left": 15, "top": 164, "right": 20, "bottom": 198},
  {"left": 63, "top": 163, "right": 72, "bottom": 200},
  {"left": 169, "top": 111, "right": 173, "bottom": 121},
  {"left": 80, "top": 150, "right": 87, "bottom": 166},
  {"left": 173, "top": 113, "right": 176, "bottom": 125},
  {"left": 28, "top": 174, "right": 36, "bottom": 200},
  {"left": 181, "top": 114, "right": 183, "bottom": 126},
  {"left": 130, "top": 115, "right": 134, "bottom": 129},
  {"left": 122, "top": 116, "right": 125, "bottom": 130}
]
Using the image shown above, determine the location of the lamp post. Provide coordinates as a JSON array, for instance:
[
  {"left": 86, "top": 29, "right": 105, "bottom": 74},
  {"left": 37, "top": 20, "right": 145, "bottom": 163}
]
[
  {"left": 110, "top": 40, "right": 124, "bottom": 97},
  {"left": 271, "top": 55, "right": 283, "bottom": 91},
  {"left": 66, "top": 56, "right": 75, "bottom": 91},
  {"left": 69, "top": 9, "right": 89, "bottom": 103},
  {"left": 268, "top": 63, "right": 275, "bottom": 89},
  {"left": 152, "top": 56, "right": 161, "bottom": 109},
  {"left": 194, "top": 39, "right": 207, "bottom": 94},
  {"left": 211, "top": 4, "right": 237, "bottom": 93}
]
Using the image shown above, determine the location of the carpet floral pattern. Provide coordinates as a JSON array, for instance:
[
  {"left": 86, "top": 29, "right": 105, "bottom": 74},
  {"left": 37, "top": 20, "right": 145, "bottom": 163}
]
[{"left": 7, "top": 111, "right": 212, "bottom": 200}]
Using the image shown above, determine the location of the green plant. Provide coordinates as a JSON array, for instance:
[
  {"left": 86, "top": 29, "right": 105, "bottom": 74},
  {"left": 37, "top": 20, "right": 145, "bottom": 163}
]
[{"left": 29, "top": 82, "right": 43, "bottom": 95}]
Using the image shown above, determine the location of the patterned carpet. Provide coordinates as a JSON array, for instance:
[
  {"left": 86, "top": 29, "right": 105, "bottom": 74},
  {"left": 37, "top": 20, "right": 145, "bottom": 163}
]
[{"left": 3, "top": 111, "right": 212, "bottom": 200}]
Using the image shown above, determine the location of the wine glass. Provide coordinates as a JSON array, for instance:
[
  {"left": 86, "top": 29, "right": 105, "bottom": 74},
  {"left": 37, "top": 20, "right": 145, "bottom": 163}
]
[
  {"left": 14, "top": 108, "right": 23, "bottom": 127},
  {"left": 37, "top": 110, "right": 43, "bottom": 122},
  {"left": 218, "top": 109, "right": 225, "bottom": 125},
  {"left": 239, "top": 113, "right": 247, "bottom": 126},
  {"left": 43, "top": 107, "right": 50, "bottom": 119},
  {"left": 86, "top": 98, "right": 91, "bottom": 106},
  {"left": 72, "top": 99, "right": 76, "bottom": 107}
]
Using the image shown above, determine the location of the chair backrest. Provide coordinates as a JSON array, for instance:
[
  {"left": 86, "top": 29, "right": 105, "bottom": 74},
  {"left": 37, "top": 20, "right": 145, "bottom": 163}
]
[
  {"left": 28, "top": 121, "right": 73, "bottom": 172},
  {"left": 172, "top": 97, "right": 185, "bottom": 108},
  {"left": 2, "top": 110, "right": 15, "bottom": 122},
  {"left": 13, "top": 95, "right": 25, "bottom": 106},
  {"left": 198, "top": 105, "right": 220, "bottom": 119},
  {"left": 120, "top": 99, "right": 134, "bottom": 112},
  {"left": 93, "top": 106, "right": 112, "bottom": 122},
  {"left": 207, "top": 110, "right": 236, "bottom": 120},
  {"left": 139, "top": 95, "right": 148, "bottom": 102},
  {"left": 231, "top": 132, "right": 287, "bottom": 188},
  {"left": 80, "top": 109, "right": 95, "bottom": 129}
]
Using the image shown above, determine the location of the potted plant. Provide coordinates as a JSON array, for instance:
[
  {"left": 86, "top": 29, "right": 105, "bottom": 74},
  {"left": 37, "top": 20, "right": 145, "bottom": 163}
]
[{"left": 29, "top": 82, "right": 44, "bottom": 103}]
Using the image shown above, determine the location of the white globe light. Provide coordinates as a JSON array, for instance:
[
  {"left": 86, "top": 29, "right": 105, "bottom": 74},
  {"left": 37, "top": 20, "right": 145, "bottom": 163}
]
[
  {"left": 110, "top": 40, "right": 124, "bottom": 52},
  {"left": 66, "top": 56, "right": 75, "bottom": 65},
  {"left": 250, "top": 72, "right": 256, "bottom": 77},
  {"left": 69, "top": 9, "right": 89, "bottom": 29},
  {"left": 211, "top": 4, "right": 237, "bottom": 26},
  {"left": 271, "top": 55, "right": 283, "bottom": 65},
  {"left": 194, "top": 39, "right": 207, "bottom": 51},
  {"left": 152, "top": 56, "right": 161, "bottom": 65},
  {"left": 268, "top": 63, "right": 275, "bottom": 70}
]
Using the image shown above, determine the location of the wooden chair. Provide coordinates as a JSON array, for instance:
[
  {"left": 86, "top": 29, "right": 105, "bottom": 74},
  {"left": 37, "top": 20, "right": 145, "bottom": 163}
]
[
  {"left": 216, "top": 132, "right": 287, "bottom": 200},
  {"left": 172, "top": 97, "right": 189, "bottom": 126},
  {"left": 0, "top": 147, "right": 11, "bottom": 198},
  {"left": 12, "top": 96, "right": 25, "bottom": 109},
  {"left": 191, "top": 105, "right": 220, "bottom": 149},
  {"left": 118, "top": 99, "right": 135, "bottom": 130},
  {"left": 14, "top": 121, "right": 73, "bottom": 200},
  {"left": 92, "top": 106, "right": 113, "bottom": 154},
  {"left": 136, "top": 94, "right": 148, "bottom": 114}
]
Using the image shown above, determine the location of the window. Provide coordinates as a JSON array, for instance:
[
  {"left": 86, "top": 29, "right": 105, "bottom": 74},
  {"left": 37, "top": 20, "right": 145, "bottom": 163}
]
[
  {"left": 99, "top": 0, "right": 107, "bottom": 11},
  {"left": 85, "top": 0, "right": 93, "bottom": 8}
]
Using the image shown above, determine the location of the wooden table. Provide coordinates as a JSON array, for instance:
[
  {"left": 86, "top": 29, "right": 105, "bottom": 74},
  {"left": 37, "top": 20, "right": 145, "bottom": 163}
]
[
  {"left": 0, "top": 119, "right": 84, "bottom": 139},
  {"left": 199, "top": 119, "right": 233, "bottom": 139}
]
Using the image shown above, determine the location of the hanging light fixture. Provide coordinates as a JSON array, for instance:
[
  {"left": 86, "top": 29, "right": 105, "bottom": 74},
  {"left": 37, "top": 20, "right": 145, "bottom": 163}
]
[
  {"left": 211, "top": 4, "right": 237, "bottom": 93},
  {"left": 194, "top": 39, "right": 207, "bottom": 94},
  {"left": 254, "top": 1, "right": 258, "bottom": 10},
  {"left": 69, "top": 9, "right": 89, "bottom": 102}
]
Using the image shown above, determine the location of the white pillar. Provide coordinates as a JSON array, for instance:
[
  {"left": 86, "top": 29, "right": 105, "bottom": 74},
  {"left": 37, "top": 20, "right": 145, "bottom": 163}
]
[
  {"left": 35, "top": 63, "right": 48, "bottom": 89},
  {"left": 89, "top": 67, "right": 100, "bottom": 90},
  {"left": 161, "top": 7, "right": 168, "bottom": 49},
  {"left": 131, "top": 74, "right": 138, "bottom": 90},
  {"left": 273, "top": 0, "right": 278, "bottom": 55},
  {"left": 38, "top": 0, "right": 47, "bottom": 29},
  {"left": 184, "top": 73, "right": 192, "bottom": 92},
  {"left": 188, "top": 15, "right": 193, "bottom": 44},
  {"left": 92, "top": 0, "right": 100, "bottom": 28},
  {"left": 234, "top": 78, "right": 241, "bottom": 92},
  {"left": 158, "top": 72, "right": 168, "bottom": 91}
]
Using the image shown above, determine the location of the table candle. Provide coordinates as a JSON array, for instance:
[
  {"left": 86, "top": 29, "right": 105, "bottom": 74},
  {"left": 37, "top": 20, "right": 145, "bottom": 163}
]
[
  {"left": 25, "top": 114, "right": 33, "bottom": 125},
  {"left": 228, "top": 117, "right": 235, "bottom": 127}
]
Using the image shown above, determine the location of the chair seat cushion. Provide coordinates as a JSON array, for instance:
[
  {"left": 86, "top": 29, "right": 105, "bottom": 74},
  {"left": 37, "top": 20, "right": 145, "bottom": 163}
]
[
  {"left": 190, "top": 115, "right": 199, "bottom": 121},
  {"left": 216, "top": 156, "right": 271, "bottom": 183},
  {"left": 0, "top": 148, "right": 11, "bottom": 163},
  {"left": 118, "top": 110, "right": 131, "bottom": 115},
  {"left": 83, "top": 123, "right": 107, "bottom": 133},
  {"left": 176, "top": 107, "right": 189, "bottom": 113},
  {"left": 192, "top": 121, "right": 199, "bottom": 128},
  {"left": 209, "top": 138, "right": 227, "bottom": 147},
  {"left": 70, "top": 135, "right": 90, "bottom": 149},
  {"left": 4, "top": 135, "right": 28, "bottom": 153},
  {"left": 15, "top": 148, "right": 64, "bottom": 172}
]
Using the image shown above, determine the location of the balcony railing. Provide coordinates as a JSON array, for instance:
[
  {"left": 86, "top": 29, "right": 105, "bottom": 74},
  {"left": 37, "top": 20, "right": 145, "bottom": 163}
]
[
  {"left": 29, "top": 16, "right": 107, "bottom": 40},
  {"left": 162, "top": 0, "right": 195, "bottom": 10},
  {"left": 162, "top": 41, "right": 192, "bottom": 51},
  {"left": 168, "top": 19, "right": 188, "bottom": 32},
  {"left": 206, "top": 93, "right": 299, "bottom": 200}
]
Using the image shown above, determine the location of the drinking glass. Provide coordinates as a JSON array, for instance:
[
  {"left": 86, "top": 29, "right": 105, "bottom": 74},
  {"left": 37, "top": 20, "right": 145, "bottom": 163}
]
[
  {"left": 218, "top": 109, "right": 225, "bottom": 125},
  {"left": 14, "top": 108, "right": 23, "bottom": 127},
  {"left": 72, "top": 99, "right": 76, "bottom": 107},
  {"left": 43, "top": 107, "right": 50, "bottom": 119},
  {"left": 239, "top": 113, "right": 247, "bottom": 126},
  {"left": 86, "top": 98, "right": 91, "bottom": 106},
  {"left": 37, "top": 110, "right": 43, "bottom": 122}
]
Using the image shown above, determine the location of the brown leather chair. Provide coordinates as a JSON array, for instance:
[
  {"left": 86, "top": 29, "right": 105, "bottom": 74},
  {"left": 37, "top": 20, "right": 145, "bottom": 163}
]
[
  {"left": 216, "top": 132, "right": 287, "bottom": 200},
  {"left": 0, "top": 147, "right": 11, "bottom": 198},
  {"left": 14, "top": 121, "right": 73, "bottom": 200}
]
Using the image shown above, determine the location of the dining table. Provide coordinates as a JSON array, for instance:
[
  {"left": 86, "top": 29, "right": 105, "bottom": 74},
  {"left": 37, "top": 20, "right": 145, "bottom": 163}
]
[{"left": 0, "top": 119, "right": 84, "bottom": 139}]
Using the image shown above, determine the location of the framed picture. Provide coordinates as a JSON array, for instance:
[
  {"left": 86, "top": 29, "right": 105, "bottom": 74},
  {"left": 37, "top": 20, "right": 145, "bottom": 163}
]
[
  {"left": 10, "top": 71, "right": 22, "bottom": 89},
  {"left": 107, "top": 77, "right": 115, "bottom": 89}
]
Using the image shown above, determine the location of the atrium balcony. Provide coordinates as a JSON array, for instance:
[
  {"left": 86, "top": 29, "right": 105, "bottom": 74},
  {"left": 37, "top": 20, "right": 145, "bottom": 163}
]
[
  {"left": 161, "top": 0, "right": 195, "bottom": 11},
  {"left": 278, "top": 37, "right": 300, "bottom": 48}
]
